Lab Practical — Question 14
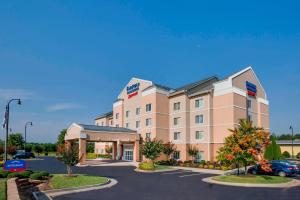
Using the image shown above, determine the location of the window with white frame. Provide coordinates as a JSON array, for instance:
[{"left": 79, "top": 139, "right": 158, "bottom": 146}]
[
  {"left": 173, "top": 151, "right": 180, "bottom": 160},
  {"left": 146, "top": 118, "right": 152, "bottom": 126},
  {"left": 116, "top": 113, "right": 119, "bottom": 119},
  {"left": 146, "top": 103, "right": 152, "bottom": 112},
  {"left": 126, "top": 123, "right": 130, "bottom": 128},
  {"left": 173, "top": 102, "right": 180, "bottom": 111},
  {"left": 136, "top": 120, "right": 140, "bottom": 128},
  {"left": 195, "top": 99, "right": 204, "bottom": 108},
  {"left": 247, "top": 99, "right": 252, "bottom": 109},
  {"left": 195, "top": 151, "right": 204, "bottom": 163},
  {"left": 195, "top": 131, "right": 204, "bottom": 140},
  {"left": 195, "top": 115, "right": 204, "bottom": 124},
  {"left": 173, "top": 117, "right": 180, "bottom": 126},
  {"left": 136, "top": 107, "right": 141, "bottom": 115},
  {"left": 174, "top": 132, "right": 181, "bottom": 140},
  {"left": 146, "top": 132, "right": 151, "bottom": 139},
  {"left": 126, "top": 110, "right": 130, "bottom": 118}
]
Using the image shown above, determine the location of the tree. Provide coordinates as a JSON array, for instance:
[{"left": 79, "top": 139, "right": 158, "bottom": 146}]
[
  {"left": 141, "top": 139, "right": 163, "bottom": 168},
  {"left": 25, "top": 144, "right": 33, "bottom": 152},
  {"left": 57, "top": 129, "right": 67, "bottom": 146},
  {"left": 163, "top": 142, "right": 176, "bottom": 161},
  {"left": 33, "top": 145, "right": 43, "bottom": 155},
  {"left": 8, "top": 133, "right": 24, "bottom": 149},
  {"left": 87, "top": 142, "right": 95, "bottom": 153},
  {"left": 187, "top": 145, "right": 198, "bottom": 165},
  {"left": 105, "top": 146, "right": 112, "bottom": 155},
  {"left": 61, "top": 145, "right": 79, "bottom": 176},
  {"left": 217, "top": 119, "right": 271, "bottom": 175},
  {"left": 264, "top": 137, "right": 281, "bottom": 160}
]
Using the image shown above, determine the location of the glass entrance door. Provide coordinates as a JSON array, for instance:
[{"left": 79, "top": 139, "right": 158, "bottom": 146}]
[{"left": 124, "top": 149, "right": 133, "bottom": 161}]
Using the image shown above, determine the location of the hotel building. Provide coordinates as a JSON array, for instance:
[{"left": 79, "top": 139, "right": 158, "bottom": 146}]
[{"left": 65, "top": 66, "right": 269, "bottom": 164}]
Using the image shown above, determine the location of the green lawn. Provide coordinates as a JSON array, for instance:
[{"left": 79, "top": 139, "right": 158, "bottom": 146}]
[
  {"left": 213, "top": 175, "right": 292, "bottom": 184},
  {"left": 0, "top": 179, "right": 6, "bottom": 200},
  {"left": 154, "top": 165, "right": 172, "bottom": 170},
  {"left": 49, "top": 174, "right": 108, "bottom": 189}
]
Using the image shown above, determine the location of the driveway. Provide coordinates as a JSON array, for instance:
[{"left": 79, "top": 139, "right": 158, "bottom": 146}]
[{"left": 27, "top": 157, "right": 300, "bottom": 200}]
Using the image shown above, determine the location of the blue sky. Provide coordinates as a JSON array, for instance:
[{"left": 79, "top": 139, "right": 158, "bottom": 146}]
[{"left": 0, "top": 0, "right": 299, "bottom": 143}]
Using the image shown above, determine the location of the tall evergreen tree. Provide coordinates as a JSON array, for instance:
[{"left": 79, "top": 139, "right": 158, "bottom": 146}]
[{"left": 264, "top": 137, "right": 281, "bottom": 160}]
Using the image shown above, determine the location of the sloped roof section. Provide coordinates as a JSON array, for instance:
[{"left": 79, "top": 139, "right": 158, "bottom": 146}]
[
  {"left": 78, "top": 124, "right": 137, "bottom": 133},
  {"left": 169, "top": 76, "right": 219, "bottom": 97},
  {"left": 95, "top": 111, "right": 113, "bottom": 120}
]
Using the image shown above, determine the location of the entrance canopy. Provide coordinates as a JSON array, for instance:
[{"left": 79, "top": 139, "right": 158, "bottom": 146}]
[{"left": 65, "top": 123, "right": 141, "bottom": 164}]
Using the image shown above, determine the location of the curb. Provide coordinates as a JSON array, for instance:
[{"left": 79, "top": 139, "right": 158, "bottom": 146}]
[
  {"left": 202, "top": 176, "right": 300, "bottom": 188},
  {"left": 33, "top": 178, "right": 118, "bottom": 199},
  {"left": 173, "top": 166, "right": 224, "bottom": 175},
  {"left": 134, "top": 168, "right": 177, "bottom": 173}
]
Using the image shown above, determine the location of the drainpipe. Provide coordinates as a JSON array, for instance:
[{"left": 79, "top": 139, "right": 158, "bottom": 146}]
[{"left": 208, "top": 92, "right": 211, "bottom": 161}]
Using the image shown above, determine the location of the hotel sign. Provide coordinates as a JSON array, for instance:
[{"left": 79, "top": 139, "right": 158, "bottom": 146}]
[
  {"left": 127, "top": 83, "right": 140, "bottom": 99},
  {"left": 3, "top": 160, "right": 27, "bottom": 172},
  {"left": 246, "top": 81, "right": 257, "bottom": 97}
]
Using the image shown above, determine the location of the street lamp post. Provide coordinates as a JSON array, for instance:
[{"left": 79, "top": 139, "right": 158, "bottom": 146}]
[
  {"left": 290, "top": 125, "right": 294, "bottom": 158},
  {"left": 24, "top": 122, "right": 33, "bottom": 151},
  {"left": 4, "top": 98, "right": 21, "bottom": 162}
]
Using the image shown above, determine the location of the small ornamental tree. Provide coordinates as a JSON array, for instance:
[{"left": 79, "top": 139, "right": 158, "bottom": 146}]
[
  {"left": 282, "top": 151, "right": 291, "bottom": 158},
  {"left": 61, "top": 145, "right": 79, "bottom": 176},
  {"left": 163, "top": 142, "right": 176, "bottom": 161},
  {"left": 264, "top": 137, "right": 281, "bottom": 160},
  {"left": 105, "top": 146, "right": 113, "bottom": 155},
  {"left": 187, "top": 145, "right": 199, "bottom": 165},
  {"left": 217, "top": 119, "right": 271, "bottom": 175},
  {"left": 141, "top": 139, "right": 163, "bottom": 168}
]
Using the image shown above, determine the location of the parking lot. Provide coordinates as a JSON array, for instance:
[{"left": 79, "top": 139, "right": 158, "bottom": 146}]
[{"left": 27, "top": 157, "right": 300, "bottom": 200}]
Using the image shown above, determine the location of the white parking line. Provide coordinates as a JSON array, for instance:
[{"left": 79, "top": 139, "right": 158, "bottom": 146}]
[
  {"left": 162, "top": 171, "right": 192, "bottom": 175},
  {"left": 179, "top": 173, "right": 202, "bottom": 178}
]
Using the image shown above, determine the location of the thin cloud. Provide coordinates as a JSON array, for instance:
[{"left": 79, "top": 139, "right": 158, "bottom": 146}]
[
  {"left": 46, "top": 103, "right": 81, "bottom": 112},
  {"left": 0, "top": 88, "right": 35, "bottom": 100}
]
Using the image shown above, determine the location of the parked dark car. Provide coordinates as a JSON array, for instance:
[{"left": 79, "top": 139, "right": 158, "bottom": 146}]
[
  {"left": 272, "top": 160, "right": 300, "bottom": 174},
  {"left": 247, "top": 161, "right": 297, "bottom": 177},
  {"left": 13, "top": 152, "right": 35, "bottom": 159}
]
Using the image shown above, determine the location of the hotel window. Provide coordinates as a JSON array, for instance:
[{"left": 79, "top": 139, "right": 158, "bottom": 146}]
[
  {"left": 195, "top": 131, "right": 204, "bottom": 140},
  {"left": 146, "top": 118, "right": 152, "bottom": 126},
  {"left": 174, "top": 132, "right": 181, "bottom": 140},
  {"left": 173, "top": 102, "right": 180, "bottom": 111},
  {"left": 195, "top": 99, "right": 204, "bottom": 108},
  {"left": 195, "top": 151, "right": 204, "bottom": 163},
  {"left": 126, "top": 110, "right": 130, "bottom": 118},
  {"left": 101, "top": 122, "right": 104, "bottom": 126},
  {"left": 116, "top": 113, "right": 119, "bottom": 119},
  {"left": 173, "top": 151, "right": 180, "bottom": 160},
  {"left": 173, "top": 117, "right": 180, "bottom": 126},
  {"left": 247, "top": 99, "right": 252, "bottom": 109},
  {"left": 146, "top": 132, "right": 151, "bottom": 139},
  {"left": 136, "top": 107, "right": 141, "bottom": 115},
  {"left": 126, "top": 123, "right": 130, "bottom": 128},
  {"left": 146, "top": 104, "right": 152, "bottom": 112},
  {"left": 195, "top": 115, "right": 204, "bottom": 124},
  {"left": 116, "top": 124, "right": 119, "bottom": 127},
  {"left": 136, "top": 121, "right": 140, "bottom": 128}
]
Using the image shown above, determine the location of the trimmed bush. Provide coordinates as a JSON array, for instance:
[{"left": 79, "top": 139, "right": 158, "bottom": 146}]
[
  {"left": 199, "top": 160, "right": 206, "bottom": 165},
  {"left": 282, "top": 151, "right": 291, "bottom": 158},
  {"left": 30, "top": 172, "right": 44, "bottom": 180},
  {"left": 215, "top": 166, "right": 221, "bottom": 170},
  {"left": 87, "top": 153, "right": 97, "bottom": 159},
  {"left": 264, "top": 137, "right": 281, "bottom": 160},
  {"left": 18, "top": 170, "right": 33, "bottom": 178},
  {"left": 221, "top": 166, "right": 228, "bottom": 171},
  {"left": 0, "top": 170, "right": 11, "bottom": 178},
  {"left": 208, "top": 165, "right": 214, "bottom": 169},
  {"left": 297, "top": 152, "right": 300, "bottom": 159},
  {"left": 97, "top": 154, "right": 112, "bottom": 159},
  {"left": 139, "top": 162, "right": 155, "bottom": 170},
  {"left": 36, "top": 171, "right": 50, "bottom": 177},
  {"left": 7, "top": 172, "right": 20, "bottom": 179},
  {"left": 204, "top": 165, "right": 208, "bottom": 169},
  {"left": 0, "top": 161, "right": 4, "bottom": 167},
  {"left": 198, "top": 164, "right": 204, "bottom": 168}
]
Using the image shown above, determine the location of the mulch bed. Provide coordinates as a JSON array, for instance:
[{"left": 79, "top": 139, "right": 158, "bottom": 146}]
[{"left": 16, "top": 178, "right": 51, "bottom": 200}]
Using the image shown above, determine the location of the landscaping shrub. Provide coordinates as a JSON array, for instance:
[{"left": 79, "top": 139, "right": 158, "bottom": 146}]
[
  {"left": 7, "top": 172, "right": 20, "bottom": 179},
  {"left": 215, "top": 166, "right": 221, "bottom": 170},
  {"left": 139, "top": 162, "right": 155, "bottom": 170},
  {"left": 37, "top": 171, "right": 50, "bottom": 177},
  {"left": 18, "top": 170, "right": 34, "bottom": 178},
  {"left": 282, "top": 151, "right": 291, "bottom": 158},
  {"left": 204, "top": 165, "right": 208, "bottom": 169},
  {"left": 221, "top": 166, "right": 228, "bottom": 171},
  {"left": 87, "top": 153, "right": 97, "bottom": 159},
  {"left": 297, "top": 152, "right": 300, "bottom": 159},
  {"left": 199, "top": 160, "right": 206, "bottom": 165},
  {"left": 30, "top": 172, "right": 45, "bottom": 180},
  {"left": 198, "top": 164, "right": 204, "bottom": 168},
  {"left": 0, "top": 170, "right": 11, "bottom": 178},
  {"left": 0, "top": 161, "right": 4, "bottom": 167},
  {"left": 97, "top": 154, "right": 112, "bottom": 159},
  {"left": 177, "top": 161, "right": 183, "bottom": 166},
  {"left": 208, "top": 165, "right": 214, "bottom": 169}
]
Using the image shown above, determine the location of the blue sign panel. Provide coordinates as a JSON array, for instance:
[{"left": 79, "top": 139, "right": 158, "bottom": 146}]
[
  {"left": 3, "top": 160, "right": 27, "bottom": 172},
  {"left": 246, "top": 81, "right": 257, "bottom": 97}
]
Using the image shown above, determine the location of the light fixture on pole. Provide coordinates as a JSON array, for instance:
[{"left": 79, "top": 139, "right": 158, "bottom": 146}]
[
  {"left": 3, "top": 98, "right": 21, "bottom": 162},
  {"left": 24, "top": 122, "right": 33, "bottom": 151}
]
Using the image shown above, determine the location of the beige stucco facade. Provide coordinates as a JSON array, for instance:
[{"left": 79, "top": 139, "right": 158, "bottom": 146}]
[{"left": 66, "top": 66, "right": 270, "bottom": 163}]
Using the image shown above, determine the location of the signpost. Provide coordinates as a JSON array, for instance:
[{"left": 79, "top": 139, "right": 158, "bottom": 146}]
[{"left": 3, "top": 160, "right": 27, "bottom": 172}]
